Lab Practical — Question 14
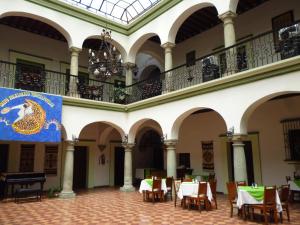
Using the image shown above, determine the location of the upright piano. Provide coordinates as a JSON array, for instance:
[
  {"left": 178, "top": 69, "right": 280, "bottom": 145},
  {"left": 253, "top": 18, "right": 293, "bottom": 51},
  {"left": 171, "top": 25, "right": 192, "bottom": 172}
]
[{"left": 0, "top": 172, "right": 46, "bottom": 200}]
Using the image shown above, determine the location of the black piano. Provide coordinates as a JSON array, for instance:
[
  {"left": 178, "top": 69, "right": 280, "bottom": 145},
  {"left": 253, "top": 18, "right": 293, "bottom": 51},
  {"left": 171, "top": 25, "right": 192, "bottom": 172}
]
[{"left": 0, "top": 172, "right": 46, "bottom": 201}]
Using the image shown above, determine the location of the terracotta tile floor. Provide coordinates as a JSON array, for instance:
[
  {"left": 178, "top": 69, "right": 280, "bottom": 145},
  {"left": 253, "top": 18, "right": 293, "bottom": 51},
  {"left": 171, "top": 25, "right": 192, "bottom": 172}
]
[{"left": 0, "top": 188, "right": 300, "bottom": 225}]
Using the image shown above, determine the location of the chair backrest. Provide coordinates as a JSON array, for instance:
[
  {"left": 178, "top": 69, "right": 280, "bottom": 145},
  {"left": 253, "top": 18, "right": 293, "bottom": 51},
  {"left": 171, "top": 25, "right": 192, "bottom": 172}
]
[
  {"left": 209, "top": 180, "right": 217, "bottom": 195},
  {"left": 208, "top": 173, "right": 215, "bottom": 181},
  {"left": 183, "top": 178, "right": 193, "bottom": 182},
  {"left": 280, "top": 184, "right": 290, "bottom": 203},
  {"left": 198, "top": 182, "right": 207, "bottom": 196},
  {"left": 264, "top": 185, "right": 277, "bottom": 205},
  {"left": 227, "top": 182, "right": 237, "bottom": 202},
  {"left": 152, "top": 179, "right": 162, "bottom": 191},
  {"left": 174, "top": 179, "right": 182, "bottom": 193},
  {"left": 236, "top": 181, "right": 247, "bottom": 186},
  {"left": 166, "top": 177, "right": 173, "bottom": 189}
]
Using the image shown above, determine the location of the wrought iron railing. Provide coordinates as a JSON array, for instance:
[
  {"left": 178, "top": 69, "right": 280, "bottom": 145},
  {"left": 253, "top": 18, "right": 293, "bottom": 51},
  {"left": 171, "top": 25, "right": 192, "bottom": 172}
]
[
  {"left": 0, "top": 60, "right": 117, "bottom": 102},
  {"left": 0, "top": 23, "right": 299, "bottom": 104},
  {"left": 126, "top": 23, "right": 300, "bottom": 103}
]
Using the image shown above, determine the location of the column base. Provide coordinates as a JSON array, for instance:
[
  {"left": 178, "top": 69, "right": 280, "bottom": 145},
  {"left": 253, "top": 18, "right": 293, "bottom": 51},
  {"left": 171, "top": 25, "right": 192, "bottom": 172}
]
[
  {"left": 59, "top": 190, "right": 76, "bottom": 198},
  {"left": 120, "top": 185, "right": 135, "bottom": 192}
]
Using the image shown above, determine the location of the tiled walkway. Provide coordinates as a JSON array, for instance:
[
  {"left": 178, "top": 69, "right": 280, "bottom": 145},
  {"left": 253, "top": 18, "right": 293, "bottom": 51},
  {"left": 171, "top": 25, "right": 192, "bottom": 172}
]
[{"left": 0, "top": 188, "right": 300, "bottom": 225}]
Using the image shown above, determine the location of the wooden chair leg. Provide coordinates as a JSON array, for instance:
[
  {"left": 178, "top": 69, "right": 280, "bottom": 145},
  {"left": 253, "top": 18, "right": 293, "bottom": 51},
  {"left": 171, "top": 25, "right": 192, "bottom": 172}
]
[
  {"left": 287, "top": 207, "right": 290, "bottom": 222},
  {"left": 230, "top": 205, "right": 233, "bottom": 217},
  {"left": 274, "top": 209, "right": 278, "bottom": 224},
  {"left": 263, "top": 208, "right": 268, "bottom": 225},
  {"left": 280, "top": 212, "right": 283, "bottom": 223}
]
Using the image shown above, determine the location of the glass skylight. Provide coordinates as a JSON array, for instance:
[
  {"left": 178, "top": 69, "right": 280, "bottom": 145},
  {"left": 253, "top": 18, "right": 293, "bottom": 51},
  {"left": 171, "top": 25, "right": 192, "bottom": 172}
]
[{"left": 61, "top": 0, "right": 161, "bottom": 24}]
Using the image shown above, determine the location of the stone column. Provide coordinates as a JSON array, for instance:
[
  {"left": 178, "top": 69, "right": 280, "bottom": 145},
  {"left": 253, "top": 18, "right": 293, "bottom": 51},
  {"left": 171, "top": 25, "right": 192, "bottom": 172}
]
[
  {"left": 232, "top": 135, "right": 248, "bottom": 183},
  {"left": 120, "top": 143, "right": 135, "bottom": 192},
  {"left": 164, "top": 139, "right": 177, "bottom": 178},
  {"left": 161, "top": 42, "right": 175, "bottom": 92},
  {"left": 124, "top": 62, "right": 135, "bottom": 95},
  {"left": 69, "top": 47, "right": 81, "bottom": 97},
  {"left": 219, "top": 11, "right": 237, "bottom": 75},
  {"left": 59, "top": 141, "right": 76, "bottom": 198}
]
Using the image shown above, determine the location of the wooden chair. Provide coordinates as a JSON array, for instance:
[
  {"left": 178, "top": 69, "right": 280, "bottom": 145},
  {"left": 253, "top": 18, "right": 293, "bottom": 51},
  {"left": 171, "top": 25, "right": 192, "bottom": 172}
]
[
  {"left": 174, "top": 179, "right": 182, "bottom": 207},
  {"left": 145, "top": 178, "right": 164, "bottom": 203},
  {"left": 209, "top": 179, "right": 217, "bottom": 209},
  {"left": 186, "top": 182, "right": 208, "bottom": 212},
  {"left": 236, "top": 181, "right": 247, "bottom": 187},
  {"left": 208, "top": 173, "right": 215, "bottom": 181},
  {"left": 227, "top": 182, "right": 238, "bottom": 217},
  {"left": 279, "top": 184, "right": 290, "bottom": 222},
  {"left": 166, "top": 177, "right": 173, "bottom": 201},
  {"left": 250, "top": 186, "right": 278, "bottom": 225}
]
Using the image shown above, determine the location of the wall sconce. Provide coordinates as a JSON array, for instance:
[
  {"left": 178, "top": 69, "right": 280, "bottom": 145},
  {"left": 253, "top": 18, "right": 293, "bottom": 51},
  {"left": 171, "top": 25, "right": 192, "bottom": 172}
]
[
  {"left": 122, "top": 134, "right": 128, "bottom": 144},
  {"left": 72, "top": 134, "right": 79, "bottom": 143},
  {"left": 226, "top": 126, "right": 234, "bottom": 138},
  {"left": 98, "top": 144, "right": 106, "bottom": 152},
  {"left": 161, "top": 133, "right": 167, "bottom": 143}
]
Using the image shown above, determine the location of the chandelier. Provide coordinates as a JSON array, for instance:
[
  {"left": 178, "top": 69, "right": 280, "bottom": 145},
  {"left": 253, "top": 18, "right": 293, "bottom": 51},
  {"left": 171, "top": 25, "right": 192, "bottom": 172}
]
[{"left": 88, "top": 28, "right": 123, "bottom": 81}]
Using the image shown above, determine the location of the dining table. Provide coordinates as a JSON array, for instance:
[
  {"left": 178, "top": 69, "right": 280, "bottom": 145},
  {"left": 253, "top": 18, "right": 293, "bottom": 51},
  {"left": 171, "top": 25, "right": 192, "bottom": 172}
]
[
  {"left": 139, "top": 178, "right": 168, "bottom": 194},
  {"left": 177, "top": 181, "right": 213, "bottom": 202},
  {"left": 288, "top": 180, "right": 300, "bottom": 191},
  {"left": 236, "top": 186, "right": 282, "bottom": 212}
]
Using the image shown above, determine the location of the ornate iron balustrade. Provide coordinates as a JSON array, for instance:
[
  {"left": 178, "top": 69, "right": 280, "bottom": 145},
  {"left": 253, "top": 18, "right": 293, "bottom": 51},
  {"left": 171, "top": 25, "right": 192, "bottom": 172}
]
[
  {"left": 0, "top": 60, "right": 116, "bottom": 102},
  {"left": 1, "top": 23, "right": 300, "bottom": 104},
  {"left": 126, "top": 24, "right": 300, "bottom": 103}
]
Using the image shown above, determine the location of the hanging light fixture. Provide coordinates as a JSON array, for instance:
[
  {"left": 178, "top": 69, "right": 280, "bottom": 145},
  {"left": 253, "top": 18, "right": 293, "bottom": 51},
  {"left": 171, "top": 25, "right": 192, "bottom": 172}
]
[
  {"left": 88, "top": 2, "right": 123, "bottom": 81},
  {"left": 88, "top": 29, "right": 123, "bottom": 81}
]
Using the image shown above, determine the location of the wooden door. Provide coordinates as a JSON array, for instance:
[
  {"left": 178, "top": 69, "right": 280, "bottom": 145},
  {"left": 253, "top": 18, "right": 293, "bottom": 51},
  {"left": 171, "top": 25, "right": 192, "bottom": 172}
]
[
  {"left": 0, "top": 144, "right": 8, "bottom": 173},
  {"left": 73, "top": 146, "right": 87, "bottom": 190},
  {"left": 114, "top": 147, "right": 124, "bottom": 186}
]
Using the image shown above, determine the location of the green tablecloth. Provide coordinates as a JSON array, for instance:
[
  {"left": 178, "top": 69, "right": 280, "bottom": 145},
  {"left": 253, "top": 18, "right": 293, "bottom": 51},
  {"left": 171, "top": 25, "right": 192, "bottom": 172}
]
[
  {"left": 239, "top": 186, "right": 264, "bottom": 201},
  {"left": 145, "top": 179, "right": 153, "bottom": 187},
  {"left": 294, "top": 180, "right": 300, "bottom": 188},
  {"left": 144, "top": 178, "right": 165, "bottom": 187}
]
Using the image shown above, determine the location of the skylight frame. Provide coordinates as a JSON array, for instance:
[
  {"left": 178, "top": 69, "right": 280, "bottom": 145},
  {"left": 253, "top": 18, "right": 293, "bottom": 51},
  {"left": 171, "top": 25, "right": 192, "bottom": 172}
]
[{"left": 61, "top": 0, "right": 161, "bottom": 24}]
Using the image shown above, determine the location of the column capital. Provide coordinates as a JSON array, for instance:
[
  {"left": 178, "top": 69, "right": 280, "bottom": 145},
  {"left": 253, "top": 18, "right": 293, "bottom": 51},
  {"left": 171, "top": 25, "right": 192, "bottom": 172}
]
[
  {"left": 161, "top": 42, "right": 175, "bottom": 50},
  {"left": 218, "top": 11, "right": 237, "bottom": 22},
  {"left": 164, "top": 139, "right": 178, "bottom": 148},
  {"left": 65, "top": 140, "right": 75, "bottom": 150},
  {"left": 69, "top": 47, "right": 82, "bottom": 54},
  {"left": 122, "top": 143, "right": 135, "bottom": 151},
  {"left": 231, "top": 134, "right": 247, "bottom": 142},
  {"left": 124, "top": 62, "right": 136, "bottom": 70}
]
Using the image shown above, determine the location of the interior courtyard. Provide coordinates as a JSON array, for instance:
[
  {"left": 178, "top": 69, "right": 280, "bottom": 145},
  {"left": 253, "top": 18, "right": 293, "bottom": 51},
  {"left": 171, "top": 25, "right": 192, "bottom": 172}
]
[{"left": 1, "top": 0, "right": 300, "bottom": 224}]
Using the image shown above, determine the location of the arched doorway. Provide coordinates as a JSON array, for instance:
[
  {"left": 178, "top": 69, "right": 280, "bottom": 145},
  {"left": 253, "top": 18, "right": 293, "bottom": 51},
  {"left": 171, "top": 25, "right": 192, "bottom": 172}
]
[{"left": 138, "top": 129, "right": 164, "bottom": 170}]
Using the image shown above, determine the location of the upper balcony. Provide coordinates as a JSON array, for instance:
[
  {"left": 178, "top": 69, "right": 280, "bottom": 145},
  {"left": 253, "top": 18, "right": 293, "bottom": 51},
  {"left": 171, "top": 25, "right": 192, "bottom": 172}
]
[{"left": 0, "top": 0, "right": 299, "bottom": 106}]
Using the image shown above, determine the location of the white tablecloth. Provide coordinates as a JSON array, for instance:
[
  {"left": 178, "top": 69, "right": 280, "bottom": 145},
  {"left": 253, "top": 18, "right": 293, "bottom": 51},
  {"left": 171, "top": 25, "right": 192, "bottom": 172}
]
[
  {"left": 177, "top": 182, "right": 213, "bottom": 202},
  {"left": 139, "top": 179, "right": 168, "bottom": 194},
  {"left": 288, "top": 180, "right": 300, "bottom": 191},
  {"left": 236, "top": 188, "right": 282, "bottom": 212}
]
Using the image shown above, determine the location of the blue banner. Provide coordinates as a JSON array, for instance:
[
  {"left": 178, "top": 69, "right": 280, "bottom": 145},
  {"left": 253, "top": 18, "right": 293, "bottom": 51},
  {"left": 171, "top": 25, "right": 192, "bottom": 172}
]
[{"left": 0, "top": 88, "right": 62, "bottom": 142}]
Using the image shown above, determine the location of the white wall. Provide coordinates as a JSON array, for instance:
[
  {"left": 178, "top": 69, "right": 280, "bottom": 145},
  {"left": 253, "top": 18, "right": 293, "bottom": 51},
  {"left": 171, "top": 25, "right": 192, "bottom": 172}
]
[{"left": 248, "top": 96, "right": 300, "bottom": 186}]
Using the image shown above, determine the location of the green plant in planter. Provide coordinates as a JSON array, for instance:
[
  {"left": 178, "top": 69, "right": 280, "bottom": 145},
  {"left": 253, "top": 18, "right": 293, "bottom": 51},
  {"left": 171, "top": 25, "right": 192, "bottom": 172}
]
[{"left": 47, "top": 187, "right": 61, "bottom": 198}]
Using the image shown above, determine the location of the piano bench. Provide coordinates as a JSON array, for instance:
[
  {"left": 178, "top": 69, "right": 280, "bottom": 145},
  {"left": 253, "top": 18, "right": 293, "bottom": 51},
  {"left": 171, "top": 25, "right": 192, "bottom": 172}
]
[{"left": 15, "top": 188, "right": 42, "bottom": 203}]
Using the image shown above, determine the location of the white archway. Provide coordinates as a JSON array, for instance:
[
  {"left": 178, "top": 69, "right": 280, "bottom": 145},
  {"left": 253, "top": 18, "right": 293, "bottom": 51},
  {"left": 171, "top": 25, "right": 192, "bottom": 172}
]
[
  {"left": 170, "top": 107, "right": 227, "bottom": 140},
  {"left": 240, "top": 91, "right": 300, "bottom": 134},
  {"left": 128, "top": 118, "right": 163, "bottom": 143},
  {"left": 127, "top": 33, "right": 161, "bottom": 63},
  {"left": 0, "top": 11, "right": 73, "bottom": 47}
]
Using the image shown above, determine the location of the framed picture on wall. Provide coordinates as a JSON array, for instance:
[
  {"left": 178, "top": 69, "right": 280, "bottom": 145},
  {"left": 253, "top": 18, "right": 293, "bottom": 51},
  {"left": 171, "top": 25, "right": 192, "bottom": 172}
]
[{"left": 272, "top": 10, "right": 294, "bottom": 51}]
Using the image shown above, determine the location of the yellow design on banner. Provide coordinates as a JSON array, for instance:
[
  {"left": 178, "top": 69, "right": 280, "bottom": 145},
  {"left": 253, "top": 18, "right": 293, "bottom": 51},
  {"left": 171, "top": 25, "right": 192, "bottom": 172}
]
[{"left": 10, "top": 99, "right": 46, "bottom": 135}]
